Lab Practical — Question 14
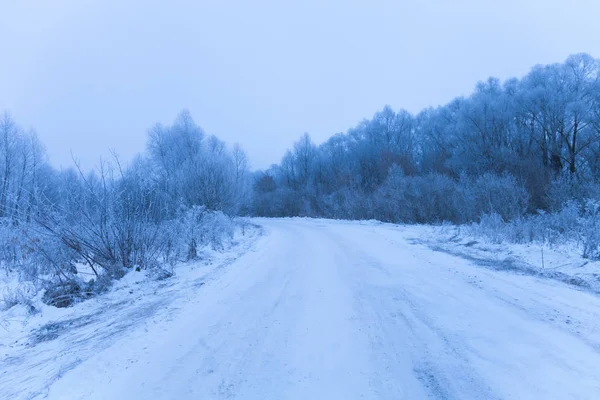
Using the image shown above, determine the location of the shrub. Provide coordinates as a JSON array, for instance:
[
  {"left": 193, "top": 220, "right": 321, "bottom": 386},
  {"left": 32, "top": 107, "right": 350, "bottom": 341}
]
[
  {"left": 458, "top": 173, "right": 529, "bottom": 223},
  {"left": 1, "top": 283, "right": 37, "bottom": 312},
  {"left": 373, "top": 168, "right": 457, "bottom": 223}
]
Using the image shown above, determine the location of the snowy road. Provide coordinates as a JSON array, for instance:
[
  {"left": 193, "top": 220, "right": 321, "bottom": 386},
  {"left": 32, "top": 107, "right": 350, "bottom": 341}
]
[{"left": 39, "top": 219, "right": 600, "bottom": 399}]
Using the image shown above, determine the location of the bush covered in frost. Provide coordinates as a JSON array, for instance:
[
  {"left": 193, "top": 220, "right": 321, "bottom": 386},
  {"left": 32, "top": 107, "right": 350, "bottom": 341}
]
[
  {"left": 467, "top": 199, "right": 600, "bottom": 260},
  {"left": 0, "top": 111, "right": 250, "bottom": 309}
]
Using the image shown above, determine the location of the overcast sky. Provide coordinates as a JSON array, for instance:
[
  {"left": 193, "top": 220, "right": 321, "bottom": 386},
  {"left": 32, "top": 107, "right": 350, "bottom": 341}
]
[{"left": 1, "top": 0, "right": 599, "bottom": 170}]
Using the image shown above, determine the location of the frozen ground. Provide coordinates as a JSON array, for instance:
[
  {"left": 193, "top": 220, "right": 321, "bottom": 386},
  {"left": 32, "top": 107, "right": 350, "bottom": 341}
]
[
  {"left": 2, "top": 218, "right": 600, "bottom": 399},
  {"left": 419, "top": 223, "right": 600, "bottom": 294}
]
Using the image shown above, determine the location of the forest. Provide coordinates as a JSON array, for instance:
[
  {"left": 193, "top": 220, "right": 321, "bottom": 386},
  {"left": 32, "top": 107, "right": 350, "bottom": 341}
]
[
  {"left": 2, "top": 53, "right": 600, "bottom": 308},
  {"left": 252, "top": 53, "right": 600, "bottom": 257}
]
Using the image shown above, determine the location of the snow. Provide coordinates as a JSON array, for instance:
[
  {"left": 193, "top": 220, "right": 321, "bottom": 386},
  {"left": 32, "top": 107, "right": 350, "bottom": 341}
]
[
  {"left": 0, "top": 223, "right": 262, "bottom": 400},
  {"left": 418, "top": 223, "right": 600, "bottom": 294},
  {"left": 2, "top": 218, "right": 600, "bottom": 399}
]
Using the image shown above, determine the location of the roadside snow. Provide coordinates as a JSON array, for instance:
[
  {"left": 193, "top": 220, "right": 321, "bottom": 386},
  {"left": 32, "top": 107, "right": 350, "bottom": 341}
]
[
  {"left": 414, "top": 224, "right": 600, "bottom": 294},
  {"left": 0, "top": 223, "right": 262, "bottom": 400}
]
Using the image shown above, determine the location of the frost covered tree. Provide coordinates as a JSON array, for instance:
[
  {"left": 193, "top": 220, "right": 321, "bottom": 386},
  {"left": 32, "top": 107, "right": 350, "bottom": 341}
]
[
  {"left": 252, "top": 53, "right": 600, "bottom": 223},
  {"left": 0, "top": 110, "right": 251, "bottom": 308}
]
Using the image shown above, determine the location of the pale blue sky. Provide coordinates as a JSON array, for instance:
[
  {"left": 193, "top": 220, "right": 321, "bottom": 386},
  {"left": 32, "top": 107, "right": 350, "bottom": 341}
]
[{"left": 1, "top": 0, "right": 599, "bottom": 170}]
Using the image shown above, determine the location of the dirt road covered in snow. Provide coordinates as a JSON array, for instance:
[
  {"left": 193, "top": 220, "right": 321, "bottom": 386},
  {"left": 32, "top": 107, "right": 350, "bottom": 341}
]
[{"left": 12, "top": 219, "right": 600, "bottom": 399}]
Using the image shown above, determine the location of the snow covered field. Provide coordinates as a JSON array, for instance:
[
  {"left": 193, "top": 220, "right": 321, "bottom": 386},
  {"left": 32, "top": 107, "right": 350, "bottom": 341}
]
[{"left": 2, "top": 218, "right": 600, "bottom": 399}]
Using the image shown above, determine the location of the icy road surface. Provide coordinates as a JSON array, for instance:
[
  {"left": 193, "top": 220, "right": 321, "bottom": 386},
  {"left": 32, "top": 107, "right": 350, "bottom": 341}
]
[{"left": 21, "top": 219, "right": 600, "bottom": 398}]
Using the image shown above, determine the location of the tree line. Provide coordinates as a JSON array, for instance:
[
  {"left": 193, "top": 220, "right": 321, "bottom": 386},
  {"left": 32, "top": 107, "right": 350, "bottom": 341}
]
[
  {"left": 251, "top": 53, "right": 600, "bottom": 224},
  {"left": 4, "top": 53, "right": 600, "bottom": 308}
]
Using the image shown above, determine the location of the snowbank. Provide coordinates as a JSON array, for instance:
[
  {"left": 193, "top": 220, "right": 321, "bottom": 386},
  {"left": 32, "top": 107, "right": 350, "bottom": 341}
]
[
  {"left": 413, "top": 224, "right": 600, "bottom": 294},
  {"left": 0, "top": 223, "right": 261, "bottom": 400}
]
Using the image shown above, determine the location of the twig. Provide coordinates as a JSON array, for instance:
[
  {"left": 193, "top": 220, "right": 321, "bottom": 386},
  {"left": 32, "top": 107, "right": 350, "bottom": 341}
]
[{"left": 541, "top": 247, "right": 545, "bottom": 269}]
